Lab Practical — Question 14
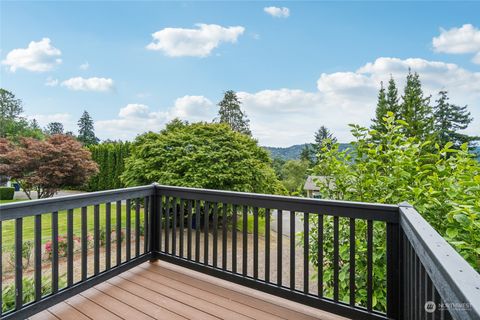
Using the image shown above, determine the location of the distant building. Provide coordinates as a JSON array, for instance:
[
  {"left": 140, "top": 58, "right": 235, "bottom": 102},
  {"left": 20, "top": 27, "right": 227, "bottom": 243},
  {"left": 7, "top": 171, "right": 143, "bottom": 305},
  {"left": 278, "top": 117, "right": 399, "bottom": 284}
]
[{"left": 304, "top": 175, "right": 335, "bottom": 198}]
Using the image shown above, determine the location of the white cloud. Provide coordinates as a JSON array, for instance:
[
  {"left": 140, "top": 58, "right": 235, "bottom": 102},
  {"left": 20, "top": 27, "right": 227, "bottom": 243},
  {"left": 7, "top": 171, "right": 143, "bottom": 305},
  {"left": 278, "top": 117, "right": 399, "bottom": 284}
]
[
  {"left": 264, "top": 7, "right": 290, "bottom": 18},
  {"left": 61, "top": 77, "right": 114, "bottom": 92},
  {"left": 2, "top": 38, "right": 62, "bottom": 72},
  {"left": 432, "top": 24, "right": 480, "bottom": 64},
  {"left": 79, "top": 62, "right": 90, "bottom": 70},
  {"left": 95, "top": 57, "right": 480, "bottom": 147},
  {"left": 146, "top": 23, "right": 245, "bottom": 57},
  {"left": 45, "top": 77, "right": 59, "bottom": 87},
  {"left": 95, "top": 96, "right": 215, "bottom": 140},
  {"left": 169, "top": 95, "right": 214, "bottom": 121}
]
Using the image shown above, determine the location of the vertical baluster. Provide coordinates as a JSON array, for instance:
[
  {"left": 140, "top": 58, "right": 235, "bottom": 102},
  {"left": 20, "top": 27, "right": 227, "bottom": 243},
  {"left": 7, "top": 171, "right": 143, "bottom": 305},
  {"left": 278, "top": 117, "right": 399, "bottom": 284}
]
[
  {"left": 0, "top": 221, "right": 2, "bottom": 314},
  {"left": 290, "top": 211, "right": 295, "bottom": 290},
  {"left": 349, "top": 218, "right": 356, "bottom": 306},
  {"left": 144, "top": 196, "right": 149, "bottom": 253},
  {"left": 195, "top": 200, "right": 201, "bottom": 262},
  {"left": 253, "top": 207, "right": 259, "bottom": 279},
  {"left": 387, "top": 222, "right": 400, "bottom": 319},
  {"left": 303, "top": 212, "right": 309, "bottom": 294},
  {"left": 135, "top": 200, "right": 140, "bottom": 257},
  {"left": 179, "top": 200, "right": 185, "bottom": 258},
  {"left": 94, "top": 205, "right": 100, "bottom": 274},
  {"left": 414, "top": 253, "right": 418, "bottom": 320},
  {"left": 116, "top": 200, "right": 122, "bottom": 264},
  {"left": 242, "top": 205, "right": 248, "bottom": 275},
  {"left": 333, "top": 216, "right": 339, "bottom": 301},
  {"left": 158, "top": 196, "right": 163, "bottom": 252},
  {"left": 15, "top": 218, "right": 23, "bottom": 309},
  {"left": 265, "top": 208, "right": 270, "bottom": 283},
  {"left": 277, "top": 209, "right": 282, "bottom": 286},
  {"left": 165, "top": 196, "right": 170, "bottom": 253},
  {"left": 204, "top": 202, "right": 209, "bottom": 265},
  {"left": 318, "top": 214, "right": 324, "bottom": 297},
  {"left": 232, "top": 205, "right": 237, "bottom": 273},
  {"left": 35, "top": 214, "right": 42, "bottom": 300},
  {"left": 81, "top": 206, "right": 87, "bottom": 281},
  {"left": 172, "top": 197, "right": 177, "bottom": 256},
  {"left": 187, "top": 200, "right": 193, "bottom": 260},
  {"left": 126, "top": 200, "right": 131, "bottom": 261},
  {"left": 367, "top": 219, "right": 373, "bottom": 311},
  {"left": 222, "top": 204, "right": 227, "bottom": 270},
  {"left": 213, "top": 203, "right": 218, "bottom": 267},
  {"left": 149, "top": 196, "right": 153, "bottom": 252},
  {"left": 66, "top": 209, "right": 73, "bottom": 286},
  {"left": 52, "top": 211, "right": 59, "bottom": 293},
  {"left": 105, "top": 203, "right": 111, "bottom": 269}
]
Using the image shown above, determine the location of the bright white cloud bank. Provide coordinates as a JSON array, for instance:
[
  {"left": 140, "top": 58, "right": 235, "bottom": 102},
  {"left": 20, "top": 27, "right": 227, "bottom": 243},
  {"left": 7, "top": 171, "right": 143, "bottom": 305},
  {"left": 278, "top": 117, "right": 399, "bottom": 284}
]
[
  {"left": 146, "top": 24, "right": 245, "bottom": 57},
  {"left": 61, "top": 77, "right": 114, "bottom": 92},
  {"left": 2, "top": 38, "right": 62, "bottom": 72},
  {"left": 264, "top": 7, "right": 290, "bottom": 18},
  {"left": 96, "top": 96, "right": 215, "bottom": 140},
  {"left": 96, "top": 57, "right": 480, "bottom": 146},
  {"left": 432, "top": 24, "right": 480, "bottom": 64}
]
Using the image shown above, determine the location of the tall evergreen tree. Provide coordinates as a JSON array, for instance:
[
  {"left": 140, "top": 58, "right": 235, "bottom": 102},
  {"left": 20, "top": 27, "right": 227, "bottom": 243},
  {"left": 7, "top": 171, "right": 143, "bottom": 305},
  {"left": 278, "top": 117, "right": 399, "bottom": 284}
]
[
  {"left": 300, "top": 144, "right": 315, "bottom": 167},
  {"left": 371, "top": 78, "right": 401, "bottom": 135},
  {"left": 433, "top": 90, "right": 478, "bottom": 149},
  {"left": 30, "top": 119, "right": 40, "bottom": 131},
  {"left": 398, "top": 70, "right": 433, "bottom": 141},
  {"left": 314, "top": 126, "right": 337, "bottom": 152},
  {"left": 217, "top": 90, "right": 251, "bottom": 135},
  {"left": 45, "top": 122, "right": 64, "bottom": 135},
  {"left": 77, "top": 110, "right": 99, "bottom": 145}
]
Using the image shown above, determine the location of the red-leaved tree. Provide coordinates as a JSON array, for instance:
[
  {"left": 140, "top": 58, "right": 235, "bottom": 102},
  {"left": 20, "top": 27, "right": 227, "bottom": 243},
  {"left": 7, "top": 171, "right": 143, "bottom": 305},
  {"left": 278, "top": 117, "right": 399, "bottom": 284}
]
[{"left": 0, "top": 135, "right": 99, "bottom": 199}]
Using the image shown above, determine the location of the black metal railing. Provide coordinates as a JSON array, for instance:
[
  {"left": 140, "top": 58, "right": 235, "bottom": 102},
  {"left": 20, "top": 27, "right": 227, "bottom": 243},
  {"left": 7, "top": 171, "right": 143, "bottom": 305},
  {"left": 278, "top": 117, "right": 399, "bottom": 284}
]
[{"left": 1, "top": 184, "right": 479, "bottom": 320}]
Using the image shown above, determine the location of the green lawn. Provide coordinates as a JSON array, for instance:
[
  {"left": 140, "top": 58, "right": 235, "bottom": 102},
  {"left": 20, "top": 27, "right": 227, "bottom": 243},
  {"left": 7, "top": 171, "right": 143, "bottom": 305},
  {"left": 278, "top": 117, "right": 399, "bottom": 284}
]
[
  {"left": 236, "top": 214, "right": 266, "bottom": 237},
  {"left": 1, "top": 201, "right": 145, "bottom": 248}
]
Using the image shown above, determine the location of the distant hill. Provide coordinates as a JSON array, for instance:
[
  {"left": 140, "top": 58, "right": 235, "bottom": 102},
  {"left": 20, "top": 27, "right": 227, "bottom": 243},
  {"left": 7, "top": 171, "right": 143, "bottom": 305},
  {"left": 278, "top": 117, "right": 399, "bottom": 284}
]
[
  {"left": 264, "top": 145, "right": 480, "bottom": 161},
  {"left": 263, "top": 143, "right": 351, "bottom": 160}
]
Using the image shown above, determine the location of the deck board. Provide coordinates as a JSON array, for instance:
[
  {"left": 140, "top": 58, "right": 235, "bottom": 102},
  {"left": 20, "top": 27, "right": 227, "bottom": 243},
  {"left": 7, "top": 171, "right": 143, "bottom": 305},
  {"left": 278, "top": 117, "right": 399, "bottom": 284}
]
[{"left": 29, "top": 261, "right": 347, "bottom": 320}]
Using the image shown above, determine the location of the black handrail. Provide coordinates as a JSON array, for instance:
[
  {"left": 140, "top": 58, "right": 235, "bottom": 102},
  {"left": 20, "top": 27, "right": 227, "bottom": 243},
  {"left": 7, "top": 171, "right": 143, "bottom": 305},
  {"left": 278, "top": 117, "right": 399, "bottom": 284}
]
[{"left": 1, "top": 184, "right": 479, "bottom": 320}]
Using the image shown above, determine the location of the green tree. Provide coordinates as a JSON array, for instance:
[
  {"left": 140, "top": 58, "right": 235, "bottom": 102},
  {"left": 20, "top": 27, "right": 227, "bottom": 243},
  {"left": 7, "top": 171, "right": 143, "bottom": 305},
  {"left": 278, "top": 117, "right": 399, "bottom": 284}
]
[
  {"left": 216, "top": 90, "right": 251, "bottom": 135},
  {"left": 122, "top": 121, "right": 284, "bottom": 195},
  {"left": 45, "top": 122, "right": 64, "bottom": 135},
  {"left": 398, "top": 70, "right": 433, "bottom": 141},
  {"left": 77, "top": 110, "right": 99, "bottom": 145},
  {"left": 300, "top": 144, "right": 315, "bottom": 167},
  {"left": 280, "top": 160, "right": 309, "bottom": 195},
  {"left": 385, "top": 77, "right": 400, "bottom": 116},
  {"left": 0, "top": 89, "right": 43, "bottom": 140},
  {"left": 433, "top": 90, "right": 478, "bottom": 149},
  {"left": 314, "top": 126, "right": 337, "bottom": 153},
  {"left": 306, "top": 114, "right": 480, "bottom": 311},
  {"left": 370, "top": 82, "right": 388, "bottom": 133}
]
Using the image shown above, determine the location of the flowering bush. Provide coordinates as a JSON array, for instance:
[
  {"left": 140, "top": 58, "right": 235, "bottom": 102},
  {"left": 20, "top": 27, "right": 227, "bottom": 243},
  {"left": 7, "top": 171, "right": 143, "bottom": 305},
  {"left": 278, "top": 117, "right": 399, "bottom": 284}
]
[{"left": 44, "top": 235, "right": 69, "bottom": 258}]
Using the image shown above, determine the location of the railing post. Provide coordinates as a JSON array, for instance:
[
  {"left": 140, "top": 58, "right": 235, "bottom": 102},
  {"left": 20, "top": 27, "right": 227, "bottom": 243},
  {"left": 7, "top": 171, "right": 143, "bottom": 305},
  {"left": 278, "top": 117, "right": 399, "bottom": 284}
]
[
  {"left": 386, "top": 209, "right": 402, "bottom": 319},
  {"left": 149, "top": 183, "right": 160, "bottom": 261}
]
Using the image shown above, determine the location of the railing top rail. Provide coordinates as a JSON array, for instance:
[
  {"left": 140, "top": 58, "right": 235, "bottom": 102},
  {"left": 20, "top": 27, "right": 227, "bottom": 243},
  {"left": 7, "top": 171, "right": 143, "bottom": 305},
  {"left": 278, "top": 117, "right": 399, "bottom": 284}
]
[
  {"left": 399, "top": 203, "right": 480, "bottom": 319},
  {"left": 155, "top": 184, "right": 399, "bottom": 222},
  {"left": 0, "top": 185, "right": 155, "bottom": 221}
]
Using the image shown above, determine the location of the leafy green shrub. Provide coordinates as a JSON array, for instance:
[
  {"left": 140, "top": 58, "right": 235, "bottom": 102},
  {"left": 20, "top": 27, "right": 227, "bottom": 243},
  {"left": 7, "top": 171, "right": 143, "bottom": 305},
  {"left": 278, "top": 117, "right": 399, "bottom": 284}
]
[
  {"left": 0, "top": 187, "right": 14, "bottom": 200},
  {"left": 304, "top": 113, "right": 480, "bottom": 312},
  {"left": 2, "top": 276, "right": 66, "bottom": 312},
  {"left": 122, "top": 121, "right": 286, "bottom": 197},
  {"left": 5, "top": 240, "right": 34, "bottom": 271}
]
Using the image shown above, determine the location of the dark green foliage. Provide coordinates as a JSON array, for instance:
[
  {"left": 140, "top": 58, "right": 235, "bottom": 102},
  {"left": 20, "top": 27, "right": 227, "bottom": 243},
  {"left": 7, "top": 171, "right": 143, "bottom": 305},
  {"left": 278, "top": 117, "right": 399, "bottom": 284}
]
[
  {"left": 84, "top": 141, "right": 131, "bottom": 191},
  {"left": 122, "top": 121, "right": 285, "bottom": 195},
  {"left": 45, "top": 122, "right": 64, "bottom": 135},
  {"left": 0, "top": 187, "right": 14, "bottom": 200},
  {"left": 433, "top": 90, "right": 478, "bottom": 149},
  {"left": 217, "top": 90, "right": 251, "bottom": 136},
  {"left": 0, "top": 89, "right": 44, "bottom": 140},
  {"left": 77, "top": 110, "right": 99, "bottom": 145},
  {"left": 398, "top": 70, "right": 434, "bottom": 141}
]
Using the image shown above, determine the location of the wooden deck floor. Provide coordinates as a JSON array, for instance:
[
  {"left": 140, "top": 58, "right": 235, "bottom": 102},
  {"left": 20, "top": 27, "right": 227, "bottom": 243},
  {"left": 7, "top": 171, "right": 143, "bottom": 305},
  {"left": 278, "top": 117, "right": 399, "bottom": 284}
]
[{"left": 28, "top": 261, "right": 347, "bottom": 320}]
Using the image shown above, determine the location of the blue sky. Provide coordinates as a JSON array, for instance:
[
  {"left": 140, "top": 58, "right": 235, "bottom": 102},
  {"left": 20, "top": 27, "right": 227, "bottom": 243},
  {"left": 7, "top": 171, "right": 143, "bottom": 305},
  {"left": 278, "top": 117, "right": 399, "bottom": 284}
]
[{"left": 1, "top": 1, "right": 479, "bottom": 146}]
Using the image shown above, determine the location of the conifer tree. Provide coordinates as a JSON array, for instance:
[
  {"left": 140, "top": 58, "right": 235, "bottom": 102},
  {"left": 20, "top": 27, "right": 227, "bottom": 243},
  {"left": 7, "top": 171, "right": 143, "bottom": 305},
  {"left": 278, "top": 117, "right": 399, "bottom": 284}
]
[
  {"left": 77, "top": 110, "right": 99, "bottom": 145},
  {"left": 433, "top": 90, "right": 478, "bottom": 149},
  {"left": 217, "top": 90, "right": 251, "bottom": 135},
  {"left": 398, "top": 70, "right": 433, "bottom": 141},
  {"left": 385, "top": 77, "right": 400, "bottom": 116},
  {"left": 45, "top": 122, "right": 64, "bottom": 135},
  {"left": 314, "top": 126, "right": 337, "bottom": 153},
  {"left": 371, "top": 82, "right": 388, "bottom": 132}
]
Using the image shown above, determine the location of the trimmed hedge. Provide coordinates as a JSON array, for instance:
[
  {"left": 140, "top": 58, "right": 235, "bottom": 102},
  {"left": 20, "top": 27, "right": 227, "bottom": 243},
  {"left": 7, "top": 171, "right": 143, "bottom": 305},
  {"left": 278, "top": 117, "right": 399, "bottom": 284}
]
[
  {"left": 0, "top": 187, "right": 14, "bottom": 200},
  {"left": 83, "top": 141, "right": 131, "bottom": 191}
]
